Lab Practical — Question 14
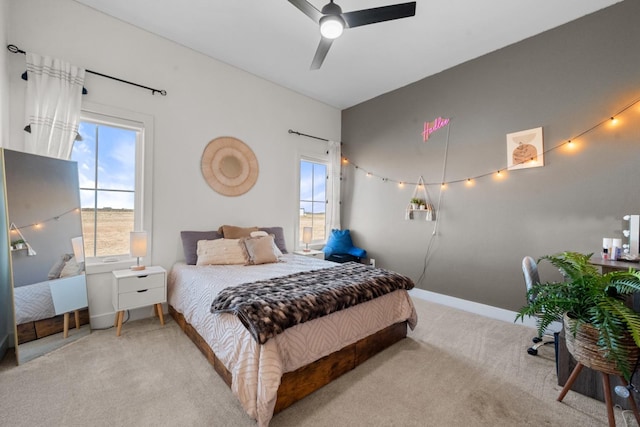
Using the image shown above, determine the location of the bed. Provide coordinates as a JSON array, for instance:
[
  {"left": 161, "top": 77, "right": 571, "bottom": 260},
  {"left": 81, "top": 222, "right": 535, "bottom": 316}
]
[
  {"left": 13, "top": 253, "right": 87, "bottom": 343},
  {"left": 168, "top": 226, "right": 418, "bottom": 426}
]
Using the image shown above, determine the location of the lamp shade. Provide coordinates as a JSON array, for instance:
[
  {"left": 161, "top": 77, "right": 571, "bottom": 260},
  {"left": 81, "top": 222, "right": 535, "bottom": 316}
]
[
  {"left": 71, "top": 236, "right": 84, "bottom": 263},
  {"left": 130, "top": 231, "right": 148, "bottom": 258},
  {"left": 302, "top": 227, "right": 313, "bottom": 245},
  {"left": 320, "top": 15, "right": 344, "bottom": 39}
]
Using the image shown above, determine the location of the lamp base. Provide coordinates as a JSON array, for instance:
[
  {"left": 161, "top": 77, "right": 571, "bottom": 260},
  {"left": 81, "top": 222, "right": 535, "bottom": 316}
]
[{"left": 130, "top": 265, "right": 146, "bottom": 271}]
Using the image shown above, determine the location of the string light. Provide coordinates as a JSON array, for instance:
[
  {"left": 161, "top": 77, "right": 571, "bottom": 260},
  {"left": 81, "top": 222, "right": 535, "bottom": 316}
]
[
  {"left": 339, "top": 92, "right": 640, "bottom": 189},
  {"left": 9, "top": 207, "right": 80, "bottom": 231}
]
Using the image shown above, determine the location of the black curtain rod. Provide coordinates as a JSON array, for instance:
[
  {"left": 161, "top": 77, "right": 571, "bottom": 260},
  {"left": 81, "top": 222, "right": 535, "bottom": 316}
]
[
  {"left": 7, "top": 44, "right": 167, "bottom": 96},
  {"left": 288, "top": 129, "right": 329, "bottom": 142},
  {"left": 288, "top": 129, "right": 343, "bottom": 144}
]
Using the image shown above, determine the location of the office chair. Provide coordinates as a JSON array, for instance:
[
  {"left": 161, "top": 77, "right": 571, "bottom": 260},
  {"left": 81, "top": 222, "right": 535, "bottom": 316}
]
[{"left": 522, "top": 256, "right": 556, "bottom": 356}]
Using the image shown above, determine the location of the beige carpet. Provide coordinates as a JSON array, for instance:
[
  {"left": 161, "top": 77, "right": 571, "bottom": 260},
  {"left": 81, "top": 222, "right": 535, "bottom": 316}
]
[{"left": 0, "top": 298, "right": 636, "bottom": 426}]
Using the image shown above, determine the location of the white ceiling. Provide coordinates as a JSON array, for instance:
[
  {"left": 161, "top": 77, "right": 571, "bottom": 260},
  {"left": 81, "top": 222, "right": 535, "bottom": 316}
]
[{"left": 73, "top": 0, "right": 620, "bottom": 109}]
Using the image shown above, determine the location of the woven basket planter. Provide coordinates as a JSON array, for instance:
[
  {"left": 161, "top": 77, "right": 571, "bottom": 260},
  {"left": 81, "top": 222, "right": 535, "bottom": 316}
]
[{"left": 564, "top": 314, "right": 640, "bottom": 376}]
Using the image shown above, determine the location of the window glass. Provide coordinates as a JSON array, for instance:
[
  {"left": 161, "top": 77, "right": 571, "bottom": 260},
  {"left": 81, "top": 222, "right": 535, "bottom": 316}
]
[
  {"left": 72, "top": 119, "right": 140, "bottom": 258},
  {"left": 299, "top": 160, "right": 327, "bottom": 245}
]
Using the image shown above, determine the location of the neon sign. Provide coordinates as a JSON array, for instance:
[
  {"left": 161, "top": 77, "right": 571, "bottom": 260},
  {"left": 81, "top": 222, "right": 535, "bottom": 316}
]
[{"left": 423, "top": 116, "right": 450, "bottom": 141}]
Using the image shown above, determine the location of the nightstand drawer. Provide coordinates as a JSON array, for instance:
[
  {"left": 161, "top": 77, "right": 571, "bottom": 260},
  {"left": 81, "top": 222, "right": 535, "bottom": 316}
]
[
  {"left": 118, "top": 273, "right": 164, "bottom": 293},
  {"left": 118, "top": 287, "right": 165, "bottom": 310}
]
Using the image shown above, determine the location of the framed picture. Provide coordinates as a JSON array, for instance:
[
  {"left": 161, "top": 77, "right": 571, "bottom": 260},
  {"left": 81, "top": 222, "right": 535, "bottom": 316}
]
[{"left": 506, "top": 127, "right": 544, "bottom": 170}]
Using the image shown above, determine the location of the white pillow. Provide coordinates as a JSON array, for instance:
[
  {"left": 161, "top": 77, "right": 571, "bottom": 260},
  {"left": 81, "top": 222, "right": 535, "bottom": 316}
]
[
  {"left": 59, "top": 256, "right": 82, "bottom": 277},
  {"left": 196, "top": 239, "right": 248, "bottom": 265},
  {"left": 243, "top": 235, "right": 279, "bottom": 265},
  {"left": 250, "top": 231, "right": 283, "bottom": 257}
]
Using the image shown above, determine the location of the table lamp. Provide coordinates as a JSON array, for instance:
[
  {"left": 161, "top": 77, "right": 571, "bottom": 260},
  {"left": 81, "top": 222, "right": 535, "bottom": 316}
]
[
  {"left": 302, "top": 227, "right": 312, "bottom": 252},
  {"left": 130, "top": 231, "right": 147, "bottom": 271}
]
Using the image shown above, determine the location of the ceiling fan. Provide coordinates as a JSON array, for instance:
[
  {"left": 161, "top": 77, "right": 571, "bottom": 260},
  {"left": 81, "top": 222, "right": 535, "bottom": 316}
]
[{"left": 288, "top": 0, "right": 417, "bottom": 70}]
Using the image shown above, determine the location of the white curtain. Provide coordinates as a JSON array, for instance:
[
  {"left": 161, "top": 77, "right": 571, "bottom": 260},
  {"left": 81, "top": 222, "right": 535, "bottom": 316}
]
[
  {"left": 327, "top": 140, "right": 341, "bottom": 230},
  {"left": 24, "top": 52, "right": 85, "bottom": 159}
]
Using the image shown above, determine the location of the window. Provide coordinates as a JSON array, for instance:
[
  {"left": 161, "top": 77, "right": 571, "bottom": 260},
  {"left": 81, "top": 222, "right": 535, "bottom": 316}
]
[
  {"left": 299, "top": 159, "right": 327, "bottom": 246},
  {"left": 71, "top": 109, "right": 148, "bottom": 259}
]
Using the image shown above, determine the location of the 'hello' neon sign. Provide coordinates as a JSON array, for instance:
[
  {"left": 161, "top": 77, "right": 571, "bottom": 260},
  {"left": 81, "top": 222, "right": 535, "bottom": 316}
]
[{"left": 423, "top": 117, "right": 450, "bottom": 141}]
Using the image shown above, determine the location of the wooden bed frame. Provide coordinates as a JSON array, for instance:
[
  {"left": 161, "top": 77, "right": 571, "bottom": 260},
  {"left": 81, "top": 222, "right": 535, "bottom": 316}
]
[{"left": 169, "top": 305, "right": 407, "bottom": 413}]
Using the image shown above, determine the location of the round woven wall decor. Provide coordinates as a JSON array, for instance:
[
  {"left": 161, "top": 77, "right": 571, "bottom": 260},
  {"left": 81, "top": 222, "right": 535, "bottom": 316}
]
[{"left": 201, "top": 136, "right": 259, "bottom": 197}]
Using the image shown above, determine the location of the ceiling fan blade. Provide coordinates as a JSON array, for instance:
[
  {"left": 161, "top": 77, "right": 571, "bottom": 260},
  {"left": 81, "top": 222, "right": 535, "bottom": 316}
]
[
  {"left": 342, "top": 2, "right": 416, "bottom": 29},
  {"left": 310, "top": 37, "right": 333, "bottom": 70},
  {"left": 288, "top": 0, "right": 322, "bottom": 24}
]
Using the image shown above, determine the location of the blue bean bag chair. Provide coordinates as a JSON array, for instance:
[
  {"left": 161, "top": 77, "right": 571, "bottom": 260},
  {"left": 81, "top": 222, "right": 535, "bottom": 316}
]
[{"left": 323, "top": 229, "right": 366, "bottom": 262}]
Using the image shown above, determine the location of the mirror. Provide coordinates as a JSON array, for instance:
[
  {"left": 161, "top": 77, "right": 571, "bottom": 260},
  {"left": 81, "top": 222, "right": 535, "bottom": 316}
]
[
  {"left": 0, "top": 152, "right": 12, "bottom": 363},
  {"left": 3, "top": 149, "right": 90, "bottom": 364}
]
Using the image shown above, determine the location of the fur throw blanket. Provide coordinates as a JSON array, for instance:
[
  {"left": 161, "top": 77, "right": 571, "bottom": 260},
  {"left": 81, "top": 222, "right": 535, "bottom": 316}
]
[{"left": 211, "top": 262, "right": 414, "bottom": 344}]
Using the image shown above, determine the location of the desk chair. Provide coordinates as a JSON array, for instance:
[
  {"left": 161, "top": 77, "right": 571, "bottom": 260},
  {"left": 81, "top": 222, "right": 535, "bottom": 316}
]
[{"left": 522, "top": 256, "right": 556, "bottom": 355}]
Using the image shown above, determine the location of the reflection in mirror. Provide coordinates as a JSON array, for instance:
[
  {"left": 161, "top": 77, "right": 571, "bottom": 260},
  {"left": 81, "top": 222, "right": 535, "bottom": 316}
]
[{"left": 4, "top": 149, "right": 90, "bottom": 364}]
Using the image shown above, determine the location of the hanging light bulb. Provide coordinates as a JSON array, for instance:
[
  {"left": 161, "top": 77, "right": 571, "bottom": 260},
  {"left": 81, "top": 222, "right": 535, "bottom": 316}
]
[{"left": 319, "top": 2, "right": 345, "bottom": 39}]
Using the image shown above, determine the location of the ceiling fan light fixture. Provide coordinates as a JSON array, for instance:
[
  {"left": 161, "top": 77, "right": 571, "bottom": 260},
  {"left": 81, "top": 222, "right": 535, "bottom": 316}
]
[{"left": 320, "top": 15, "right": 344, "bottom": 39}]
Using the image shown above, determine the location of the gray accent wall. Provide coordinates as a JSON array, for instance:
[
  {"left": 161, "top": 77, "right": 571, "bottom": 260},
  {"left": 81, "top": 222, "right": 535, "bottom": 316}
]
[{"left": 341, "top": 1, "right": 640, "bottom": 311}]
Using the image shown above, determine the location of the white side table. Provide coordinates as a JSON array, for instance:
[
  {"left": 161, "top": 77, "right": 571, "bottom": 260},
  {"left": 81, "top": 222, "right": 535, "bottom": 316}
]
[
  {"left": 112, "top": 266, "right": 166, "bottom": 336},
  {"left": 293, "top": 249, "right": 325, "bottom": 260}
]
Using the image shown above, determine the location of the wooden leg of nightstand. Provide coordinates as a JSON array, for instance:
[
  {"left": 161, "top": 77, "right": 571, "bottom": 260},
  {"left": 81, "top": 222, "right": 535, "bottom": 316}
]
[
  {"left": 116, "top": 311, "right": 124, "bottom": 337},
  {"left": 74, "top": 310, "right": 80, "bottom": 330},
  {"left": 63, "top": 312, "right": 69, "bottom": 338},
  {"left": 156, "top": 304, "right": 165, "bottom": 326},
  {"left": 114, "top": 312, "right": 118, "bottom": 327}
]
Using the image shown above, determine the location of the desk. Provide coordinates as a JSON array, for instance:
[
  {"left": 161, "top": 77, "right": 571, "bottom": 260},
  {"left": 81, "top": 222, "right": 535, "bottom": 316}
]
[
  {"left": 590, "top": 257, "right": 640, "bottom": 274},
  {"left": 556, "top": 257, "right": 640, "bottom": 409}
]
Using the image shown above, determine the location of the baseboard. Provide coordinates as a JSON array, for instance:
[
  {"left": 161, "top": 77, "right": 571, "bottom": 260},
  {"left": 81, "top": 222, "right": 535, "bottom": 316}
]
[{"left": 409, "top": 288, "right": 539, "bottom": 328}]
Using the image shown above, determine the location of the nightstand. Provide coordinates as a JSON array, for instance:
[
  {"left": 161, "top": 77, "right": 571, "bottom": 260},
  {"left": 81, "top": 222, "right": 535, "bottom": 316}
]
[
  {"left": 293, "top": 249, "right": 325, "bottom": 260},
  {"left": 112, "top": 266, "right": 166, "bottom": 336}
]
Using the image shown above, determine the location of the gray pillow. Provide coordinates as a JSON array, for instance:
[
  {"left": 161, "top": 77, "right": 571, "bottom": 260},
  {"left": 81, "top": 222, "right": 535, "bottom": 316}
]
[
  {"left": 181, "top": 230, "right": 223, "bottom": 265},
  {"left": 259, "top": 227, "right": 288, "bottom": 254},
  {"left": 48, "top": 253, "right": 73, "bottom": 279}
]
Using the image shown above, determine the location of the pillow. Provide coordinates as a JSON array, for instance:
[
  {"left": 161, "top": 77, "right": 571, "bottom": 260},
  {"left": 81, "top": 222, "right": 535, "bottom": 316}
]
[
  {"left": 59, "top": 255, "right": 83, "bottom": 277},
  {"left": 48, "top": 253, "right": 73, "bottom": 279},
  {"left": 258, "top": 226, "right": 288, "bottom": 254},
  {"left": 323, "top": 229, "right": 367, "bottom": 258},
  {"left": 196, "top": 238, "right": 248, "bottom": 266},
  {"left": 219, "top": 225, "right": 259, "bottom": 239},
  {"left": 243, "top": 235, "right": 279, "bottom": 265},
  {"left": 181, "top": 230, "right": 223, "bottom": 265},
  {"left": 250, "top": 231, "right": 283, "bottom": 257}
]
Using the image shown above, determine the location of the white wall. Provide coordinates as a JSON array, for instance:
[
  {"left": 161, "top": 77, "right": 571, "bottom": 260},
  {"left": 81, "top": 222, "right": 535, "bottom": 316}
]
[{"left": 6, "top": 0, "right": 340, "bottom": 326}]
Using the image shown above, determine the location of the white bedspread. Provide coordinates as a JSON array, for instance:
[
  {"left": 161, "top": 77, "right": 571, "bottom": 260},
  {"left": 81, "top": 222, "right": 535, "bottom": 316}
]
[
  {"left": 13, "top": 281, "right": 56, "bottom": 325},
  {"left": 168, "top": 255, "right": 417, "bottom": 426}
]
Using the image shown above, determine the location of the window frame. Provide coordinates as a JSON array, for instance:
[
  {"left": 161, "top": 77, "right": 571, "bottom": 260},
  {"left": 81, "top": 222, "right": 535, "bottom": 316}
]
[{"left": 76, "top": 102, "right": 154, "bottom": 267}]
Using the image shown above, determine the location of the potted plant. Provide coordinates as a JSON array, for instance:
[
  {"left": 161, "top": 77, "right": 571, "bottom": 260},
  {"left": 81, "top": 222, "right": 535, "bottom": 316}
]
[
  {"left": 515, "top": 251, "right": 640, "bottom": 381},
  {"left": 409, "top": 198, "right": 422, "bottom": 210},
  {"left": 11, "top": 239, "right": 25, "bottom": 250}
]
